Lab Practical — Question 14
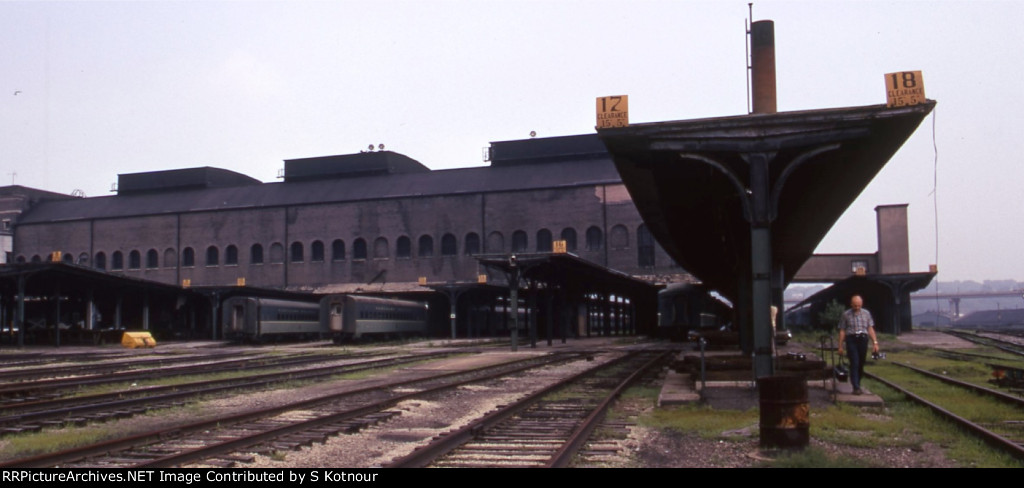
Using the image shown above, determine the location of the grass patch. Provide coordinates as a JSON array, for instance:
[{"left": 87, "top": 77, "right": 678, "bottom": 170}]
[
  {"left": 0, "top": 401, "right": 209, "bottom": 462},
  {"left": 866, "top": 379, "right": 1024, "bottom": 468},
  {"left": 269, "top": 450, "right": 288, "bottom": 461},
  {"left": 540, "top": 386, "right": 587, "bottom": 403},
  {"left": 331, "top": 355, "right": 455, "bottom": 381},
  {"left": 332, "top": 368, "right": 390, "bottom": 381},
  {"left": 66, "top": 369, "right": 273, "bottom": 398},
  {"left": 621, "top": 385, "right": 661, "bottom": 401},
  {"left": 641, "top": 404, "right": 758, "bottom": 439},
  {"left": 868, "top": 363, "right": 1024, "bottom": 425},
  {"left": 888, "top": 350, "right": 1009, "bottom": 387},
  {"left": 767, "top": 446, "right": 881, "bottom": 468},
  {"left": 810, "top": 403, "right": 913, "bottom": 448},
  {"left": 1, "top": 426, "right": 114, "bottom": 460}
]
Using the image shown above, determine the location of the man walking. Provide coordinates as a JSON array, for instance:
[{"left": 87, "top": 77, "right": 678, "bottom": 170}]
[{"left": 837, "top": 295, "right": 879, "bottom": 395}]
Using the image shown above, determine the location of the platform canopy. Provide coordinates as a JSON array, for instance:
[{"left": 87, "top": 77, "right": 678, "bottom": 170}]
[
  {"left": 598, "top": 102, "right": 935, "bottom": 301},
  {"left": 476, "top": 252, "right": 662, "bottom": 297}
]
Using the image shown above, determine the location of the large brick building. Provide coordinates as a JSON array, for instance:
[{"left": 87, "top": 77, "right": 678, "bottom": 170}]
[{"left": 6, "top": 135, "right": 686, "bottom": 296}]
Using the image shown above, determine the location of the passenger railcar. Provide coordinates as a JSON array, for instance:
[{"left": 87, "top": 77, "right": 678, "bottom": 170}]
[
  {"left": 320, "top": 295, "right": 428, "bottom": 342},
  {"left": 656, "top": 283, "right": 731, "bottom": 341},
  {"left": 223, "top": 297, "right": 323, "bottom": 342}
]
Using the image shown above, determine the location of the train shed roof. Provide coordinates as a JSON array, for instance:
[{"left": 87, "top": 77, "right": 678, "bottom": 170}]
[{"left": 18, "top": 135, "right": 621, "bottom": 225}]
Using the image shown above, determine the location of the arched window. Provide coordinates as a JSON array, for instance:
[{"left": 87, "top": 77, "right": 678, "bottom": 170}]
[
  {"left": 290, "top": 242, "right": 304, "bottom": 263},
  {"left": 610, "top": 224, "right": 629, "bottom": 250},
  {"left": 331, "top": 239, "right": 345, "bottom": 261},
  {"left": 418, "top": 235, "right": 434, "bottom": 257},
  {"left": 586, "top": 226, "right": 603, "bottom": 251},
  {"left": 250, "top": 244, "right": 264, "bottom": 264},
  {"left": 464, "top": 232, "right": 480, "bottom": 255},
  {"left": 30, "top": 254, "right": 41, "bottom": 263},
  {"left": 561, "top": 228, "right": 577, "bottom": 252},
  {"left": 62, "top": 253, "right": 74, "bottom": 264},
  {"left": 487, "top": 231, "right": 504, "bottom": 253},
  {"left": 111, "top": 251, "right": 124, "bottom": 270},
  {"left": 95, "top": 252, "right": 106, "bottom": 270},
  {"left": 128, "top": 250, "right": 141, "bottom": 269},
  {"left": 511, "top": 230, "right": 528, "bottom": 253},
  {"left": 374, "top": 237, "right": 389, "bottom": 258},
  {"left": 182, "top": 247, "right": 195, "bottom": 267},
  {"left": 164, "top": 248, "right": 177, "bottom": 267},
  {"left": 269, "top": 243, "right": 285, "bottom": 263},
  {"left": 311, "top": 240, "right": 324, "bottom": 262},
  {"left": 536, "top": 229, "right": 553, "bottom": 252},
  {"left": 15, "top": 255, "right": 25, "bottom": 264},
  {"left": 206, "top": 246, "right": 219, "bottom": 266},
  {"left": 225, "top": 245, "right": 238, "bottom": 265},
  {"left": 353, "top": 238, "right": 367, "bottom": 260},
  {"left": 441, "top": 233, "right": 457, "bottom": 256},
  {"left": 638, "top": 224, "right": 655, "bottom": 268},
  {"left": 78, "top": 252, "right": 90, "bottom": 266},
  {"left": 146, "top": 249, "right": 159, "bottom": 269},
  {"left": 396, "top": 236, "right": 411, "bottom": 259}
]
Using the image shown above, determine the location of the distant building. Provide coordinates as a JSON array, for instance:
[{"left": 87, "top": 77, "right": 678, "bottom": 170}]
[
  {"left": 0, "top": 186, "right": 76, "bottom": 264},
  {"left": 912, "top": 311, "right": 955, "bottom": 327},
  {"left": 954, "top": 309, "right": 1024, "bottom": 329},
  {"left": 4, "top": 134, "right": 688, "bottom": 293}
]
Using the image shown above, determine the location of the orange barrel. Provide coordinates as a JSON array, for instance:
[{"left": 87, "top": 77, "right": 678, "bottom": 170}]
[{"left": 757, "top": 375, "right": 809, "bottom": 449}]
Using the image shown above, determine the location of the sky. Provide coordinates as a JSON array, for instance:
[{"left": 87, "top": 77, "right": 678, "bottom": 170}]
[{"left": 2, "top": 0, "right": 1022, "bottom": 283}]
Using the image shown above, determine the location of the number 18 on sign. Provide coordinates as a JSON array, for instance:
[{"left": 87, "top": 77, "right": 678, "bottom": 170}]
[
  {"left": 596, "top": 95, "right": 629, "bottom": 129},
  {"left": 885, "top": 71, "right": 925, "bottom": 107}
]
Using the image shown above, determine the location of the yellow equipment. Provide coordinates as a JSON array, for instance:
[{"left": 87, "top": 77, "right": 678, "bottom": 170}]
[{"left": 121, "top": 331, "right": 157, "bottom": 349}]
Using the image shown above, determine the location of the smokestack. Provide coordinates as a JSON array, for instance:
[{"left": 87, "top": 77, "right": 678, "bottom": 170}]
[{"left": 750, "top": 20, "right": 777, "bottom": 114}]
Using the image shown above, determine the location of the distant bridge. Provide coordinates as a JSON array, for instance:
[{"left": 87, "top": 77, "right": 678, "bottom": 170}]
[{"left": 784, "top": 290, "right": 1024, "bottom": 307}]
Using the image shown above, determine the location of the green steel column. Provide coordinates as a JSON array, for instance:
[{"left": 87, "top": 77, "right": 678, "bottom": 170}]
[
  {"left": 748, "top": 152, "right": 775, "bottom": 378},
  {"left": 509, "top": 265, "right": 519, "bottom": 352},
  {"left": 16, "top": 275, "right": 25, "bottom": 348},
  {"left": 449, "top": 289, "right": 458, "bottom": 340}
]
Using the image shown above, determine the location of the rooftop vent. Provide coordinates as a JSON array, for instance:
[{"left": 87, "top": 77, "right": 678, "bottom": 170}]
[
  {"left": 117, "top": 167, "right": 260, "bottom": 195},
  {"left": 282, "top": 151, "right": 429, "bottom": 182}
]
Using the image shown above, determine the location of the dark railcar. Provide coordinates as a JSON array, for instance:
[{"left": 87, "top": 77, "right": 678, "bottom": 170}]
[
  {"left": 320, "top": 295, "right": 428, "bottom": 342},
  {"left": 656, "top": 283, "right": 731, "bottom": 341},
  {"left": 223, "top": 297, "right": 323, "bottom": 342}
]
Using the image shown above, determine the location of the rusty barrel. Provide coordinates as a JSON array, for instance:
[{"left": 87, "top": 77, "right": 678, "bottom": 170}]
[{"left": 757, "top": 375, "right": 809, "bottom": 449}]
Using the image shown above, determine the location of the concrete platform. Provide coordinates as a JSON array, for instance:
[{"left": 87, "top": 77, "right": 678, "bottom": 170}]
[
  {"left": 830, "top": 380, "right": 884, "bottom": 407},
  {"left": 894, "top": 330, "right": 975, "bottom": 350},
  {"left": 657, "top": 370, "right": 700, "bottom": 406},
  {"left": 657, "top": 370, "right": 884, "bottom": 409}
]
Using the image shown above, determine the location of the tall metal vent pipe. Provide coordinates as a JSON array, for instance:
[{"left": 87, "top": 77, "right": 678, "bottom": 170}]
[{"left": 750, "top": 20, "right": 777, "bottom": 114}]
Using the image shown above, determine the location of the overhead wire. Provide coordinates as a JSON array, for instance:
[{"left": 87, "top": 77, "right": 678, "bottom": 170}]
[{"left": 930, "top": 108, "right": 941, "bottom": 316}]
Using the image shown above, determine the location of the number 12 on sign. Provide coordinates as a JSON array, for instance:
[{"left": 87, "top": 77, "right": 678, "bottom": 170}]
[{"left": 596, "top": 95, "right": 629, "bottom": 129}]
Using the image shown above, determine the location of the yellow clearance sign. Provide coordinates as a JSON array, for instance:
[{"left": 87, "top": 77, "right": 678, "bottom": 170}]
[
  {"left": 885, "top": 71, "right": 925, "bottom": 107},
  {"left": 596, "top": 95, "right": 628, "bottom": 129}
]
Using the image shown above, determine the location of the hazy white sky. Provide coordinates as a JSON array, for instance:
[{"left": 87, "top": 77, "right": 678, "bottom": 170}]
[{"left": 2, "top": 1, "right": 1022, "bottom": 282}]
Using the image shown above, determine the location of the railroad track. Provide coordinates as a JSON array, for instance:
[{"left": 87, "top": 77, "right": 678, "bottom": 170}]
[
  {"left": 0, "top": 351, "right": 453, "bottom": 436},
  {"left": 0, "top": 351, "right": 584, "bottom": 468},
  {"left": 386, "top": 349, "right": 670, "bottom": 468},
  {"left": 0, "top": 350, "right": 252, "bottom": 383},
  {"left": 0, "top": 352, "right": 355, "bottom": 402},
  {"left": 931, "top": 348, "right": 1021, "bottom": 364},
  {"left": 867, "top": 366, "right": 1024, "bottom": 462},
  {"left": 891, "top": 362, "right": 1024, "bottom": 407},
  {"left": 942, "top": 330, "right": 1024, "bottom": 358}
]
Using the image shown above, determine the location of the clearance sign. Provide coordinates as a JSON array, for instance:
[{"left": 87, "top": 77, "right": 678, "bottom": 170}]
[
  {"left": 885, "top": 71, "right": 925, "bottom": 107},
  {"left": 596, "top": 95, "right": 628, "bottom": 129}
]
